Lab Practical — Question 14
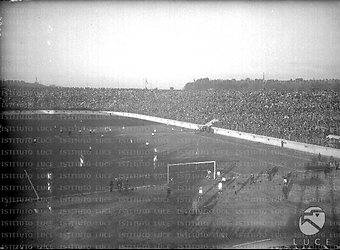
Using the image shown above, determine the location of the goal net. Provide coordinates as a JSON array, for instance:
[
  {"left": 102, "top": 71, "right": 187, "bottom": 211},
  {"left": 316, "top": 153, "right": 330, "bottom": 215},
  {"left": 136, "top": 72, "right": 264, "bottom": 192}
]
[{"left": 167, "top": 161, "right": 216, "bottom": 186}]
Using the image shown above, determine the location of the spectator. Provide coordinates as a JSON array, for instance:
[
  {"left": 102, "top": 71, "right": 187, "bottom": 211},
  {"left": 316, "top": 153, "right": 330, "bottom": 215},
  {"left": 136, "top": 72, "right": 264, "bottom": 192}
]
[{"left": 2, "top": 85, "right": 339, "bottom": 149}]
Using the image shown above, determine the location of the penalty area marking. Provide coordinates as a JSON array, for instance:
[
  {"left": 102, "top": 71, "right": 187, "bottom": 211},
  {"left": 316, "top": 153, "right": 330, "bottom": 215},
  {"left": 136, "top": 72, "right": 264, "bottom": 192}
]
[{"left": 232, "top": 238, "right": 272, "bottom": 248}]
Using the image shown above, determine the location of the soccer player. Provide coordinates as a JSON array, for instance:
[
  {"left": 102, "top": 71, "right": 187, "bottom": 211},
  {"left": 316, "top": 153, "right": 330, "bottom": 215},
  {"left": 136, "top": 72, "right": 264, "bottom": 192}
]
[
  {"left": 282, "top": 184, "right": 288, "bottom": 200},
  {"left": 110, "top": 179, "right": 113, "bottom": 192},
  {"left": 250, "top": 172, "right": 255, "bottom": 184},
  {"left": 153, "top": 149, "right": 158, "bottom": 168},
  {"left": 198, "top": 186, "right": 203, "bottom": 197},
  {"left": 283, "top": 175, "right": 288, "bottom": 185},
  {"left": 117, "top": 178, "right": 122, "bottom": 192},
  {"left": 79, "top": 154, "right": 84, "bottom": 167},
  {"left": 47, "top": 200, "right": 52, "bottom": 212},
  {"left": 217, "top": 170, "right": 221, "bottom": 179},
  {"left": 167, "top": 185, "right": 171, "bottom": 197},
  {"left": 33, "top": 138, "right": 37, "bottom": 144},
  {"left": 145, "top": 141, "right": 149, "bottom": 148},
  {"left": 267, "top": 169, "right": 272, "bottom": 181},
  {"left": 167, "top": 178, "right": 173, "bottom": 198},
  {"left": 206, "top": 170, "right": 212, "bottom": 179},
  {"left": 192, "top": 198, "right": 198, "bottom": 215},
  {"left": 234, "top": 179, "right": 238, "bottom": 195},
  {"left": 218, "top": 182, "right": 223, "bottom": 193}
]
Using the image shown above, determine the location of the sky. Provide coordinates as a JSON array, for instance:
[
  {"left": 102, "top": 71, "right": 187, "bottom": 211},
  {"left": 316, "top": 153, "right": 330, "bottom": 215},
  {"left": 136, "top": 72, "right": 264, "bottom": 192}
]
[{"left": 1, "top": 1, "right": 340, "bottom": 89}]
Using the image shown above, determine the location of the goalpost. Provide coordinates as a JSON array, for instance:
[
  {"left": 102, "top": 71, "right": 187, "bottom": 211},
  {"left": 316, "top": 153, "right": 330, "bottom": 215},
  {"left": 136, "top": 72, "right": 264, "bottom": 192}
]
[{"left": 167, "top": 160, "right": 216, "bottom": 184}]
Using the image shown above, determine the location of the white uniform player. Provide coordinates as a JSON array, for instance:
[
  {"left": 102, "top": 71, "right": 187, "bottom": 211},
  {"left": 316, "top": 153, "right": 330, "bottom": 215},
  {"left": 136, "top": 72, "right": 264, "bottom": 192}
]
[
  {"left": 153, "top": 148, "right": 158, "bottom": 168},
  {"left": 199, "top": 186, "right": 203, "bottom": 197},
  {"left": 218, "top": 182, "right": 223, "bottom": 193},
  {"left": 217, "top": 171, "right": 221, "bottom": 178},
  {"left": 80, "top": 154, "right": 84, "bottom": 167}
]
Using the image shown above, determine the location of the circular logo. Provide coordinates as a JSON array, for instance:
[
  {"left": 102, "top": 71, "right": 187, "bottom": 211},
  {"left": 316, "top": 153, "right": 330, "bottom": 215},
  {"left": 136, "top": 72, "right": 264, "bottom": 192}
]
[{"left": 299, "top": 206, "right": 325, "bottom": 236}]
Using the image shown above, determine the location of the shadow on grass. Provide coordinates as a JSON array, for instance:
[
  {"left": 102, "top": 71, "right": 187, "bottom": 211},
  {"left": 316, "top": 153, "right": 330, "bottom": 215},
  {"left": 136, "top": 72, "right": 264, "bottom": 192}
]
[
  {"left": 268, "top": 166, "right": 279, "bottom": 180},
  {"left": 236, "top": 178, "right": 250, "bottom": 193},
  {"left": 295, "top": 175, "right": 324, "bottom": 188},
  {"left": 223, "top": 162, "right": 238, "bottom": 175},
  {"left": 304, "top": 157, "right": 329, "bottom": 173},
  {"left": 201, "top": 192, "right": 219, "bottom": 209},
  {"left": 255, "top": 169, "right": 264, "bottom": 182}
]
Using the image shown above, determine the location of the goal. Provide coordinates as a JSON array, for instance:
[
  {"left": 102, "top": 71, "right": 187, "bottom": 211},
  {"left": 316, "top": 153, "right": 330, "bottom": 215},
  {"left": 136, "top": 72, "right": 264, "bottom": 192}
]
[{"left": 167, "top": 160, "right": 216, "bottom": 185}]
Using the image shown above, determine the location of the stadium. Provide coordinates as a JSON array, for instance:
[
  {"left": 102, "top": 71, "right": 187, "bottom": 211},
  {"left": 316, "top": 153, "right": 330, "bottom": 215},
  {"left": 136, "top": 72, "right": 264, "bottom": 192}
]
[{"left": 1, "top": 1, "right": 340, "bottom": 248}]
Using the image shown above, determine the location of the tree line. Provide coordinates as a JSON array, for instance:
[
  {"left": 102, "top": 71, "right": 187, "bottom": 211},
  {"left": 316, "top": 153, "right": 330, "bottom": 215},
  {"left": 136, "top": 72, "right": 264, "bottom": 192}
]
[{"left": 184, "top": 78, "right": 340, "bottom": 91}]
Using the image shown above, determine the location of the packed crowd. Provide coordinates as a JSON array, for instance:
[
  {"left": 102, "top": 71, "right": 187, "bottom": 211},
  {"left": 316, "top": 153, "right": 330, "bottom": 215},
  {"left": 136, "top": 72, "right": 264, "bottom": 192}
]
[{"left": 1, "top": 86, "right": 339, "bottom": 148}]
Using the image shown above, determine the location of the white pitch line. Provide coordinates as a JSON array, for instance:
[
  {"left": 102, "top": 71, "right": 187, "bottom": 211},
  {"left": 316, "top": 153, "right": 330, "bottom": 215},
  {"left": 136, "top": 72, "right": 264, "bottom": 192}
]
[{"left": 232, "top": 238, "right": 272, "bottom": 248}]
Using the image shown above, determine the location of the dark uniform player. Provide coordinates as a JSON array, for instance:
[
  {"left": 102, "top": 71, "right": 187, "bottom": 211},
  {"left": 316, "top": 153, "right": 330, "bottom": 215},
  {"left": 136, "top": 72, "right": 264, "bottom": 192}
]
[
  {"left": 250, "top": 172, "right": 255, "bottom": 184},
  {"left": 282, "top": 184, "right": 288, "bottom": 200},
  {"left": 287, "top": 171, "right": 292, "bottom": 183},
  {"left": 167, "top": 178, "right": 173, "bottom": 198},
  {"left": 125, "top": 179, "right": 129, "bottom": 192},
  {"left": 110, "top": 179, "right": 113, "bottom": 192},
  {"left": 117, "top": 178, "right": 123, "bottom": 192},
  {"left": 167, "top": 185, "right": 171, "bottom": 197}
]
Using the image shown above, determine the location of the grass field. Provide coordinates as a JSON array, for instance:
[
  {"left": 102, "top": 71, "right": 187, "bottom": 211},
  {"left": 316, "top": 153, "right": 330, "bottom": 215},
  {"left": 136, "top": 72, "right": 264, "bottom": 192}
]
[{"left": 1, "top": 111, "right": 340, "bottom": 249}]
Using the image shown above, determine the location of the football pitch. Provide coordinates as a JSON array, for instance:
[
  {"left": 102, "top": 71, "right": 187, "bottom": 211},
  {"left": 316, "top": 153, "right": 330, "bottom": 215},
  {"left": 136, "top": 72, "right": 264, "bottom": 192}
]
[{"left": 1, "top": 111, "right": 340, "bottom": 249}]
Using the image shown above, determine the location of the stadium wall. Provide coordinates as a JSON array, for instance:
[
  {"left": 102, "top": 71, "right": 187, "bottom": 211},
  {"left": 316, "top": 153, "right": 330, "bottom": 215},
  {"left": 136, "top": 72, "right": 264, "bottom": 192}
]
[{"left": 3, "top": 110, "right": 340, "bottom": 158}]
